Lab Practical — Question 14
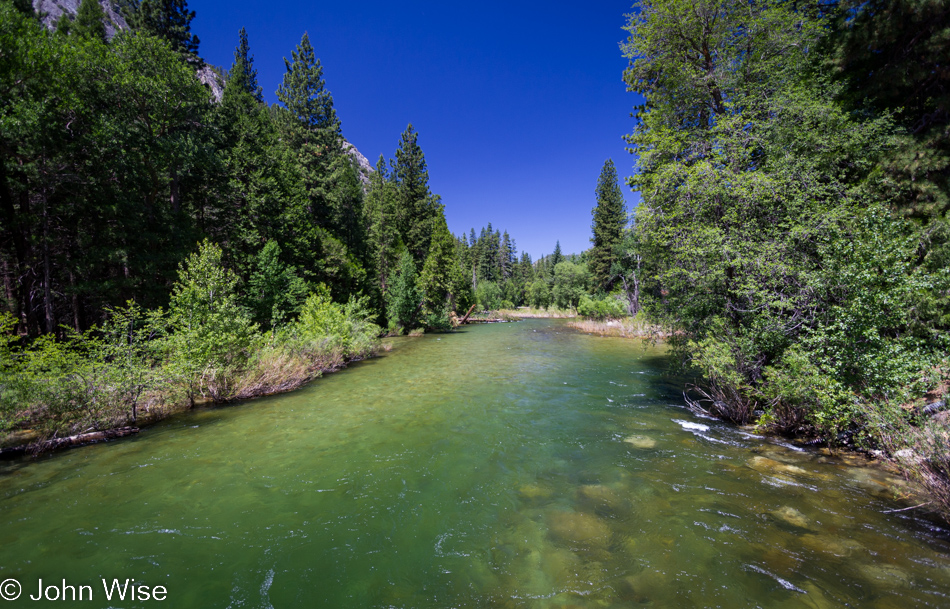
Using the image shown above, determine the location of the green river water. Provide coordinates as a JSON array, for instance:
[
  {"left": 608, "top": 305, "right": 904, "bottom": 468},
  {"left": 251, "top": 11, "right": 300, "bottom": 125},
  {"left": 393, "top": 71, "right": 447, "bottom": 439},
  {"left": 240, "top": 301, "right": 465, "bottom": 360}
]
[{"left": 2, "top": 319, "right": 950, "bottom": 608}]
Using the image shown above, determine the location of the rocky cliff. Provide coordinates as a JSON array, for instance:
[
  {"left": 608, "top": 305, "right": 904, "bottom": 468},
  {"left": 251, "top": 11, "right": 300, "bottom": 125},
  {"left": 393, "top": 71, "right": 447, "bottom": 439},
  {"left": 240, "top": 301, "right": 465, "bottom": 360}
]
[
  {"left": 343, "top": 141, "right": 373, "bottom": 186},
  {"left": 33, "top": 0, "right": 127, "bottom": 38}
]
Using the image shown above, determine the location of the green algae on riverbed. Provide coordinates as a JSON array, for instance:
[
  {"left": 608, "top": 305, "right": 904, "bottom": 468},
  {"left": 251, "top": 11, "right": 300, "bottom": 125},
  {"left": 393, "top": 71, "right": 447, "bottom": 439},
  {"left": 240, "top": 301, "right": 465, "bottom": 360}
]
[{"left": 1, "top": 319, "right": 949, "bottom": 608}]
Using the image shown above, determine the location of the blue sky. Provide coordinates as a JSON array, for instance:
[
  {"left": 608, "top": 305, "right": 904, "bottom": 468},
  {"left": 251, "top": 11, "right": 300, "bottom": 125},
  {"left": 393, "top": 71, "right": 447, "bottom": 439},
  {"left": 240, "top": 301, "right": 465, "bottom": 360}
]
[{"left": 190, "top": 1, "right": 642, "bottom": 259}]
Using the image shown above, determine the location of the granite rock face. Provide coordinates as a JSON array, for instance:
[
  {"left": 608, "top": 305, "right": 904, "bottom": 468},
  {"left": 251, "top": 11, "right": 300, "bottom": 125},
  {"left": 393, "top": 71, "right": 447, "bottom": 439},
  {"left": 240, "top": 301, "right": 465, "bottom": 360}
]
[
  {"left": 342, "top": 141, "right": 374, "bottom": 186},
  {"left": 196, "top": 65, "right": 224, "bottom": 103},
  {"left": 33, "top": 0, "right": 128, "bottom": 39}
]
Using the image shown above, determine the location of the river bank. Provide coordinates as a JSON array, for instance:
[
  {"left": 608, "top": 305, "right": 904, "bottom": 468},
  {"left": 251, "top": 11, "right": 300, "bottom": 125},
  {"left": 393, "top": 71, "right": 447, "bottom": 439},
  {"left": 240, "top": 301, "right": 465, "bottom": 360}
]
[
  {"left": 0, "top": 341, "right": 383, "bottom": 457},
  {"left": 508, "top": 312, "right": 950, "bottom": 523},
  {"left": 2, "top": 318, "right": 947, "bottom": 608}
]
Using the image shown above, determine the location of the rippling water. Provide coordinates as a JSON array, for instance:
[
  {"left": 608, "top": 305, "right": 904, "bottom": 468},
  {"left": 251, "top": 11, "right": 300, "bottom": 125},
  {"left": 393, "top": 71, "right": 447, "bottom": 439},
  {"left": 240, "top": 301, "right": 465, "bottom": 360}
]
[{"left": 1, "top": 319, "right": 950, "bottom": 608}]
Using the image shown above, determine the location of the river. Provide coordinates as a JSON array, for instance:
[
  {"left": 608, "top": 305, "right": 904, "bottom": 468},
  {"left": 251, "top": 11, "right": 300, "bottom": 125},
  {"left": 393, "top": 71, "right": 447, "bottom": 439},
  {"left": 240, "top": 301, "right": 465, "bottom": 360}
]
[{"left": 1, "top": 319, "right": 949, "bottom": 608}]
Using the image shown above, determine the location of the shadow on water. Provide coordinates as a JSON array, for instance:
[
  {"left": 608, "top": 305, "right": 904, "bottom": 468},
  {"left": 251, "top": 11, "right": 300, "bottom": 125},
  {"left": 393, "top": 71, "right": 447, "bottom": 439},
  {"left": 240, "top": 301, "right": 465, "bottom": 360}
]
[{"left": 0, "top": 318, "right": 949, "bottom": 608}]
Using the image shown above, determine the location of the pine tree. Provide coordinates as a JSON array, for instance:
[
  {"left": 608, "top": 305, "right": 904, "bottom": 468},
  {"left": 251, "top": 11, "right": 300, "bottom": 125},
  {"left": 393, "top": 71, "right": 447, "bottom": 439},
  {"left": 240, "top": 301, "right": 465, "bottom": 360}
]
[
  {"left": 246, "top": 241, "right": 308, "bottom": 329},
  {"left": 276, "top": 32, "right": 345, "bottom": 232},
  {"left": 386, "top": 250, "right": 420, "bottom": 333},
  {"left": 124, "top": 0, "right": 200, "bottom": 57},
  {"left": 417, "top": 215, "right": 463, "bottom": 325},
  {"left": 229, "top": 27, "right": 263, "bottom": 102},
  {"left": 11, "top": 0, "right": 33, "bottom": 16},
  {"left": 392, "top": 124, "right": 440, "bottom": 264},
  {"left": 589, "top": 159, "right": 626, "bottom": 290},
  {"left": 364, "top": 155, "right": 401, "bottom": 298},
  {"left": 73, "top": 0, "right": 107, "bottom": 41},
  {"left": 551, "top": 241, "right": 564, "bottom": 267},
  {"left": 55, "top": 12, "right": 72, "bottom": 35},
  {"left": 277, "top": 33, "right": 340, "bottom": 136}
]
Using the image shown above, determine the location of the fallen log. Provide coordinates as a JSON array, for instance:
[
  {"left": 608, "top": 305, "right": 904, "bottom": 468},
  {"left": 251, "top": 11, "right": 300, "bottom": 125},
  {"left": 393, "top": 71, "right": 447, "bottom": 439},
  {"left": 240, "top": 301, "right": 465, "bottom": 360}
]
[
  {"left": 459, "top": 304, "right": 477, "bottom": 324},
  {"left": 0, "top": 427, "right": 140, "bottom": 458}
]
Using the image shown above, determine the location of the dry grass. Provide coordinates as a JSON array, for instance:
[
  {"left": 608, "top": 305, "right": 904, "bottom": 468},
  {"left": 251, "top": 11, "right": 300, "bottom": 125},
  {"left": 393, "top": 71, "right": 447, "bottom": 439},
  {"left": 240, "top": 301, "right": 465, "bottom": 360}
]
[
  {"left": 496, "top": 307, "right": 577, "bottom": 319},
  {"left": 230, "top": 346, "right": 344, "bottom": 400},
  {"left": 566, "top": 317, "right": 668, "bottom": 339},
  {"left": 0, "top": 337, "right": 380, "bottom": 455}
]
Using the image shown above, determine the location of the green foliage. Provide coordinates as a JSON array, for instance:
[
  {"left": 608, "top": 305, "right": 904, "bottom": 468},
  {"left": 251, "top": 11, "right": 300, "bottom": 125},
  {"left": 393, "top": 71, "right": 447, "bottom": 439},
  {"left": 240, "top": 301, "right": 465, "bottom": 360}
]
[
  {"left": 229, "top": 26, "right": 262, "bottom": 102},
  {"left": 386, "top": 250, "right": 420, "bottom": 333},
  {"left": 527, "top": 279, "right": 552, "bottom": 309},
  {"left": 364, "top": 155, "right": 402, "bottom": 306},
  {"left": 166, "top": 240, "right": 259, "bottom": 401},
  {"left": 246, "top": 240, "right": 308, "bottom": 329},
  {"left": 417, "top": 216, "right": 463, "bottom": 320},
  {"left": 476, "top": 281, "right": 503, "bottom": 311},
  {"left": 577, "top": 294, "right": 626, "bottom": 320},
  {"left": 290, "top": 286, "right": 380, "bottom": 358},
  {"left": 624, "top": 0, "right": 949, "bottom": 435},
  {"left": 589, "top": 159, "right": 626, "bottom": 290},
  {"left": 552, "top": 261, "right": 590, "bottom": 310},
  {"left": 0, "top": 303, "right": 166, "bottom": 437},
  {"left": 74, "top": 0, "right": 106, "bottom": 42},
  {"left": 277, "top": 32, "right": 339, "bottom": 134},
  {"left": 392, "top": 124, "right": 440, "bottom": 265},
  {"left": 123, "top": 0, "right": 200, "bottom": 58}
]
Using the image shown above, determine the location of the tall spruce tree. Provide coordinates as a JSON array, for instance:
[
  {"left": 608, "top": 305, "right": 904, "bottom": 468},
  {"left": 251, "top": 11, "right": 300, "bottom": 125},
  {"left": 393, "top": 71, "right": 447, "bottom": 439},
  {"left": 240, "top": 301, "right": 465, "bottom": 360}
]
[
  {"left": 551, "top": 241, "right": 564, "bottom": 267},
  {"left": 589, "top": 159, "right": 626, "bottom": 290},
  {"left": 230, "top": 27, "right": 263, "bottom": 102},
  {"left": 364, "top": 155, "right": 401, "bottom": 300},
  {"left": 124, "top": 0, "right": 200, "bottom": 57},
  {"left": 73, "top": 0, "right": 107, "bottom": 41},
  {"left": 276, "top": 32, "right": 344, "bottom": 231},
  {"left": 391, "top": 124, "right": 440, "bottom": 265},
  {"left": 277, "top": 33, "right": 339, "bottom": 136}
]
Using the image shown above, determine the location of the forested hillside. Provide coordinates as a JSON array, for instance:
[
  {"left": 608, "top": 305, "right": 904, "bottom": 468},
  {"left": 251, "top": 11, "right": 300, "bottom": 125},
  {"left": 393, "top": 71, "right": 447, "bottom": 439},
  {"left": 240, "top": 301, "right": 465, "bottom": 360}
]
[{"left": 0, "top": 0, "right": 623, "bottom": 447}]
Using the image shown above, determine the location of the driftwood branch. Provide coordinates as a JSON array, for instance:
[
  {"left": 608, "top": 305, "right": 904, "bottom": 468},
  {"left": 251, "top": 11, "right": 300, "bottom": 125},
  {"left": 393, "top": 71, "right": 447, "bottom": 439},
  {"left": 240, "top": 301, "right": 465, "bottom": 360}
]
[
  {"left": 0, "top": 427, "right": 140, "bottom": 458},
  {"left": 459, "top": 304, "right": 477, "bottom": 324}
]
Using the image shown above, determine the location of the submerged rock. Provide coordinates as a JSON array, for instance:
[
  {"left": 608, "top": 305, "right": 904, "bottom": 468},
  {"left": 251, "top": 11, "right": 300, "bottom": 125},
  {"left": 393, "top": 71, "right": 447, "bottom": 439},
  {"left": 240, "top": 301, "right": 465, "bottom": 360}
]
[
  {"left": 859, "top": 563, "right": 911, "bottom": 586},
  {"left": 800, "top": 533, "right": 865, "bottom": 557},
  {"left": 770, "top": 506, "right": 812, "bottom": 529},
  {"left": 624, "top": 435, "right": 657, "bottom": 449},
  {"left": 615, "top": 570, "right": 669, "bottom": 604},
  {"left": 547, "top": 510, "right": 611, "bottom": 549},
  {"left": 518, "top": 483, "right": 554, "bottom": 502},
  {"left": 747, "top": 456, "right": 809, "bottom": 477},
  {"left": 575, "top": 484, "right": 628, "bottom": 516}
]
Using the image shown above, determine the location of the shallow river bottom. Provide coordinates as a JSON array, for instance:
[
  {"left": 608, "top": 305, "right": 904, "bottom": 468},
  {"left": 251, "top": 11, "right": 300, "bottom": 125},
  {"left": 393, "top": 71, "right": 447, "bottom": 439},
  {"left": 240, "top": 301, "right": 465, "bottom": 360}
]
[{"left": 2, "top": 319, "right": 950, "bottom": 608}]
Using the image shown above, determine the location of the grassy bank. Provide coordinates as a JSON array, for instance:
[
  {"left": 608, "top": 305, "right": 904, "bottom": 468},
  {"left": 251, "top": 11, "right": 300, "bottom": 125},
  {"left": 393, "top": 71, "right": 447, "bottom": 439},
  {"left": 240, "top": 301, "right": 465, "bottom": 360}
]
[
  {"left": 0, "top": 308, "right": 380, "bottom": 455},
  {"left": 566, "top": 316, "right": 668, "bottom": 339},
  {"left": 0, "top": 244, "right": 382, "bottom": 455},
  {"left": 496, "top": 307, "right": 577, "bottom": 319}
]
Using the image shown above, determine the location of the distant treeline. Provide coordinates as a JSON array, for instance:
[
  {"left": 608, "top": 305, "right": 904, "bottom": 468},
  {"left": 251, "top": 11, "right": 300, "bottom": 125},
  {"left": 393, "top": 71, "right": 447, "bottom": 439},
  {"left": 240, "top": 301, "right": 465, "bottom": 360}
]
[{"left": 0, "top": 0, "right": 635, "bottom": 340}]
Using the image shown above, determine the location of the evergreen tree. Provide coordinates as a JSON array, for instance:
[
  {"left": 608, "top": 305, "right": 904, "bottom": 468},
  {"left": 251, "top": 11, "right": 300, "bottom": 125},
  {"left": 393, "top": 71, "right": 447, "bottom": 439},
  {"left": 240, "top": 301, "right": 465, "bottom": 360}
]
[
  {"left": 55, "top": 12, "right": 72, "bottom": 35},
  {"left": 10, "top": 0, "right": 33, "bottom": 16},
  {"left": 551, "top": 241, "right": 564, "bottom": 267},
  {"left": 246, "top": 241, "right": 308, "bottom": 329},
  {"left": 417, "top": 215, "right": 463, "bottom": 324},
  {"left": 229, "top": 27, "right": 263, "bottom": 102},
  {"left": 364, "top": 155, "right": 401, "bottom": 299},
  {"left": 276, "top": 32, "right": 345, "bottom": 234},
  {"left": 73, "top": 0, "right": 107, "bottom": 42},
  {"left": 386, "top": 250, "right": 419, "bottom": 333},
  {"left": 124, "top": 0, "right": 200, "bottom": 58},
  {"left": 589, "top": 159, "right": 626, "bottom": 290},
  {"left": 392, "top": 124, "right": 440, "bottom": 264},
  {"left": 276, "top": 32, "right": 340, "bottom": 136}
]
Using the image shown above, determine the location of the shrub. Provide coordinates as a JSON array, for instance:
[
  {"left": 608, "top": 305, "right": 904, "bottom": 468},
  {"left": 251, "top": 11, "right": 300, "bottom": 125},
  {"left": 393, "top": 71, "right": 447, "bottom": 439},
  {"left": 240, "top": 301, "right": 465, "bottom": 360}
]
[{"left": 577, "top": 294, "right": 627, "bottom": 320}]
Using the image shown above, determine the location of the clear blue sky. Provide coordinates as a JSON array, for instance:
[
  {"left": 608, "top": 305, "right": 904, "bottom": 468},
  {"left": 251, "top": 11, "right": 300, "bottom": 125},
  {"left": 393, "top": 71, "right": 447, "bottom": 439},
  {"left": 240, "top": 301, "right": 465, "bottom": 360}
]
[{"left": 190, "top": 1, "right": 642, "bottom": 260}]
